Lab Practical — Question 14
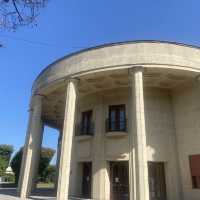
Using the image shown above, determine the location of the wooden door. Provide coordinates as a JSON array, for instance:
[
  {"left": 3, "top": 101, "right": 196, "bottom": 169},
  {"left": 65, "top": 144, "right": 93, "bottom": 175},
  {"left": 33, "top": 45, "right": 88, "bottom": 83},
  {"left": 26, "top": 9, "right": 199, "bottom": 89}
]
[
  {"left": 82, "top": 162, "right": 92, "bottom": 198},
  {"left": 110, "top": 161, "right": 129, "bottom": 200},
  {"left": 148, "top": 162, "right": 167, "bottom": 200}
]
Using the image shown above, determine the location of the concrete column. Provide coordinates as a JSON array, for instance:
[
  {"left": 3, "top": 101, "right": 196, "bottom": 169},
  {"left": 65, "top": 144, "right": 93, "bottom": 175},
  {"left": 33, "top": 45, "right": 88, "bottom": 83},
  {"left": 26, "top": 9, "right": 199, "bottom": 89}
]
[
  {"left": 55, "top": 132, "right": 62, "bottom": 190},
  {"left": 32, "top": 131, "right": 44, "bottom": 191},
  {"left": 129, "top": 67, "right": 149, "bottom": 200},
  {"left": 57, "top": 79, "right": 78, "bottom": 200},
  {"left": 92, "top": 99, "right": 106, "bottom": 200},
  {"left": 18, "top": 95, "right": 44, "bottom": 199},
  {"left": 68, "top": 137, "right": 77, "bottom": 196}
]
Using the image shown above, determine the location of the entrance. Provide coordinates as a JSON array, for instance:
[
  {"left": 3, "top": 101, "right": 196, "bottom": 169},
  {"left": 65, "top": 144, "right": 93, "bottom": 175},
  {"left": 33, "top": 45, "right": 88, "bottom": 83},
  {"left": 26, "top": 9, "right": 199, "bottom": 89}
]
[
  {"left": 148, "top": 162, "right": 167, "bottom": 200},
  {"left": 110, "top": 161, "right": 129, "bottom": 200},
  {"left": 82, "top": 162, "right": 92, "bottom": 198}
]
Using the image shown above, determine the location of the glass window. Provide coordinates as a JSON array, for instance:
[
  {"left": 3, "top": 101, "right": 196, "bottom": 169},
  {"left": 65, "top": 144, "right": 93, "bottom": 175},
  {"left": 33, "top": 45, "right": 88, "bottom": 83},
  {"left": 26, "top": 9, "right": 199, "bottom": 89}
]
[
  {"left": 108, "top": 105, "right": 126, "bottom": 131},
  {"left": 81, "top": 110, "right": 93, "bottom": 135}
]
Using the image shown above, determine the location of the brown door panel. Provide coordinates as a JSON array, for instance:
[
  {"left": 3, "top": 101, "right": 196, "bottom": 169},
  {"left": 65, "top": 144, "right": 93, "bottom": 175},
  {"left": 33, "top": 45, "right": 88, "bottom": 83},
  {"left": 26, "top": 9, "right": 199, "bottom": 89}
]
[
  {"left": 110, "top": 161, "right": 129, "bottom": 200},
  {"left": 82, "top": 162, "right": 92, "bottom": 199},
  {"left": 148, "top": 162, "right": 167, "bottom": 200}
]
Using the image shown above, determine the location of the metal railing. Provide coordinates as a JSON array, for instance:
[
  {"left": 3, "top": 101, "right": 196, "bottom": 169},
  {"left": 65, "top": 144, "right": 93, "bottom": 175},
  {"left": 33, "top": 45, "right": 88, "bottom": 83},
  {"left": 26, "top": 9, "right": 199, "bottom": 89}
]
[
  {"left": 76, "top": 123, "right": 94, "bottom": 136},
  {"left": 106, "top": 119, "right": 127, "bottom": 132}
]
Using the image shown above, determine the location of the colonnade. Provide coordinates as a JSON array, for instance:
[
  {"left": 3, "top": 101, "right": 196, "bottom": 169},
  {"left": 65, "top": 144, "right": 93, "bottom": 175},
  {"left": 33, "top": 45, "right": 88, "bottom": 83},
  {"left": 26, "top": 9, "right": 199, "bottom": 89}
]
[{"left": 18, "top": 67, "right": 149, "bottom": 200}]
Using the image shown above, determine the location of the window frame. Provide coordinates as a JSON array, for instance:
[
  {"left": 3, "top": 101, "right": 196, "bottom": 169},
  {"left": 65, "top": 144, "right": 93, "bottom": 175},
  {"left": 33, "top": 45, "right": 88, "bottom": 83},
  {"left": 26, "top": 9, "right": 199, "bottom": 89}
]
[
  {"left": 80, "top": 110, "right": 93, "bottom": 135},
  {"left": 108, "top": 104, "right": 126, "bottom": 132}
]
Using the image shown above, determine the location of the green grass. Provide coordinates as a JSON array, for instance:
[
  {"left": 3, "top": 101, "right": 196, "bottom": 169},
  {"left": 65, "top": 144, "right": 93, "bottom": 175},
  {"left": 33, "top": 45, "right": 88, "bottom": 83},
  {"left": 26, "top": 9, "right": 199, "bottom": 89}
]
[{"left": 37, "top": 182, "right": 55, "bottom": 189}]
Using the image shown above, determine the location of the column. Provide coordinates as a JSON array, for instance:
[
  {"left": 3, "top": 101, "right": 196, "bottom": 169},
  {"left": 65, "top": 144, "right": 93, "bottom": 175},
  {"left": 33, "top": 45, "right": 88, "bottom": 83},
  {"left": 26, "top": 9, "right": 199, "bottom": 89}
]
[
  {"left": 55, "top": 132, "right": 62, "bottom": 190},
  {"left": 57, "top": 79, "right": 78, "bottom": 200},
  {"left": 18, "top": 95, "right": 44, "bottom": 199},
  {"left": 92, "top": 99, "right": 106, "bottom": 200},
  {"left": 129, "top": 67, "right": 149, "bottom": 200}
]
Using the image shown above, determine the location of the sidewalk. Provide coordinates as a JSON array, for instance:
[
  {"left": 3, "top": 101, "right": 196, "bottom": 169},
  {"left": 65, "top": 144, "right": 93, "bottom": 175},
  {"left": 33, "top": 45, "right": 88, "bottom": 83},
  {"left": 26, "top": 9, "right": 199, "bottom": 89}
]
[
  {"left": 0, "top": 188, "right": 56, "bottom": 200},
  {"left": 0, "top": 188, "right": 91, "bottom": 200}
]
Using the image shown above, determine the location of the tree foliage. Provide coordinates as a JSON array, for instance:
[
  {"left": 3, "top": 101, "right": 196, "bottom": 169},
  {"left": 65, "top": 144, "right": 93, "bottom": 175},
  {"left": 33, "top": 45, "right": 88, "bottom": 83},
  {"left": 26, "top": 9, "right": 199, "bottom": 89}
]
[
  {"left": 10, "top": 147, "right": 55, "bottom": 184},
  {"left": 0, "top": 0, "right": 49, "bottom": 30},
  {"left": 38, "top": 147, "right": 55, "bottom": 182},
  {"left": 0, "top": 144, "right": 14, "bottom": 176},
  {"left": 43, "top": 164, "right": 56, "bottom": 183}
]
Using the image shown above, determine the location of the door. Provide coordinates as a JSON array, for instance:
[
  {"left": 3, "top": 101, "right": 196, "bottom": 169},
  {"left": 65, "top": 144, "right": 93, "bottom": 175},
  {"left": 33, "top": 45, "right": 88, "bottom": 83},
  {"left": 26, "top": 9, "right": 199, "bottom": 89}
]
[
  {"left": 82, "top": 162, "right": 92, "bottom": 198},
  {"left": 110, "top": 161, "right": 129, "bottom": 200},
  {"left": 148, "top": 162, "right": 167, "bottom": 200}
]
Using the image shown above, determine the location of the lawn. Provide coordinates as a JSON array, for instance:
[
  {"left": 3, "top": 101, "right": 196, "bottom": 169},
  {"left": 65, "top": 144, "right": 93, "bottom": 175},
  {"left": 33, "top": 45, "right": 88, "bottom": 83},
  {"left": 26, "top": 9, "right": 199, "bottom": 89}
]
[{"left": 37, "top": 182, "right": 55, "bottom": 189}]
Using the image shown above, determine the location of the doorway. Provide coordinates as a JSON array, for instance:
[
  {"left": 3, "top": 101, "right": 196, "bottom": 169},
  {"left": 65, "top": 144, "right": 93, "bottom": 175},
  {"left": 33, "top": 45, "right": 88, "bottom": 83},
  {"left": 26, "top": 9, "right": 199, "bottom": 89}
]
[
  {"left": 110, "top": 161, "right": 129, "bottom": 200},
  {"left": 82, "top": 162, "right": 92, "bottom": 199},
  {"left": 148, "top": 162, "right": 167, "bottom": 200}
]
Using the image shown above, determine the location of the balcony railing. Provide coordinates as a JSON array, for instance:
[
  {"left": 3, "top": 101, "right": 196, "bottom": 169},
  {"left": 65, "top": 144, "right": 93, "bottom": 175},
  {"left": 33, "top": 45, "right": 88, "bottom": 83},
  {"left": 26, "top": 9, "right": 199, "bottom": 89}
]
[
  {"left": 106, "top": 119, "right": 127, "bottom": 132},
  {"left": 76, "top": 122, "right": 94, "bottom": 136}
]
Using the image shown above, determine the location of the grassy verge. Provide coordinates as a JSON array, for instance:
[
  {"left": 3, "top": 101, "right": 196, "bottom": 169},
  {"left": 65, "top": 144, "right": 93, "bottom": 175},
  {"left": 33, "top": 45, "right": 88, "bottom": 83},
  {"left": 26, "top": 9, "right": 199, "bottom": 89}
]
[{"left": 37, "top": 182, "right": 55, "bottom": 189}]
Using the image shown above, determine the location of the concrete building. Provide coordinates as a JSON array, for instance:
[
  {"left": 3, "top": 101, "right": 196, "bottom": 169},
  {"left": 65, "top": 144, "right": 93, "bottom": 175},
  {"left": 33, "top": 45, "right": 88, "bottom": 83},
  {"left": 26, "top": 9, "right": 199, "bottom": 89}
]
[{"left": 18, "top": 41, "right": 200, "bottom": 200}]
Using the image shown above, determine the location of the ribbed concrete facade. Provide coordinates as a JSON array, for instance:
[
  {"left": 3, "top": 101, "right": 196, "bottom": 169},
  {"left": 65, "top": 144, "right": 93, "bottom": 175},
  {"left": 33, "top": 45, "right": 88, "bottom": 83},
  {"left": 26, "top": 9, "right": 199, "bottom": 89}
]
[{"left": 19, "top": 41, "right": 200, "bottom": 200}]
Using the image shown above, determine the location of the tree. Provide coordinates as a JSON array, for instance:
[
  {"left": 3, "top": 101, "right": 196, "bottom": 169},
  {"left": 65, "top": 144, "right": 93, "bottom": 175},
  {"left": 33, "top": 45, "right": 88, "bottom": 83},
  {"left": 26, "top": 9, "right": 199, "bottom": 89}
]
[
  {"left": 38, "top": 147, "right": 55, "bottom": 182},
  {"left": 0, "top": 0, "right": 49, "bottom": 31},
  {"left": 43, "top": 165, "right": 56, "bottom": 183},
  {"left": 0, "top": 144, "right": 14, "bottom": 176},
  {"left": 11, "top": 147, "right": 55, "bottom": 184}
]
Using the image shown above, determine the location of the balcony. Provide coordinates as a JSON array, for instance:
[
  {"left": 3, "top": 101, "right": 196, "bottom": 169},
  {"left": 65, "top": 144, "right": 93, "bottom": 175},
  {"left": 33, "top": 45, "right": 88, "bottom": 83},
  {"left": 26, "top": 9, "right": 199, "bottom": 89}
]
[
  {"left": 75, "top": 122, "right": 94, "bottom": 136},
  {"left": 106, "top": 119, "right": 127, "bottom": 133}
]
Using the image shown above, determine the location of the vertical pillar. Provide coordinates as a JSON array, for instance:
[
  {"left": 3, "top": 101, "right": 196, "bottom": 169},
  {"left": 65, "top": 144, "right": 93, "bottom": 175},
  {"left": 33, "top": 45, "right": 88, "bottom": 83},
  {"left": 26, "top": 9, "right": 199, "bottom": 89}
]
[
  {"left": 18, "top": 95, "right": 44, "bottom": 199},
  {"left": 92, "top": 99, "right": 106, "bottom": 200},
  {"left": 55, "top": 132, "right": 62, "bottom": 190},
  {"left": 57, "top": 79, "right": 78, "bottom": 200},
  {"left": 129, "top": 67, "right": 149, "bottom": 200},
  {"left": 68, "top": 135, "right": 77, "bottom": 196}
]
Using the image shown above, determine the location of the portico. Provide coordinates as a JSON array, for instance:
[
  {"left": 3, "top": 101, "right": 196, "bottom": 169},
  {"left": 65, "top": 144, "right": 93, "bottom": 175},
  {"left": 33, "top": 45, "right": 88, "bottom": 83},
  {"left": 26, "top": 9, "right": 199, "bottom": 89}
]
[{"left": 18, "top": 41, "right": 200, "bottom": 200}]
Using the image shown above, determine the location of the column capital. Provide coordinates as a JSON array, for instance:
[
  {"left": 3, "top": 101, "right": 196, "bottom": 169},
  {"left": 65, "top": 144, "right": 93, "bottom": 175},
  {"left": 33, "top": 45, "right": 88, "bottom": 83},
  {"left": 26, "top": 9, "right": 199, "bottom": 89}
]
[
  {"left": 65, "top": 77, "right": 80, "bottom": 86},
  {"left": 129, "top": 66, "right": 144, "bottom": 74},
  {"left": 64, "top": 78, "right": 80, "bottom": 98}
]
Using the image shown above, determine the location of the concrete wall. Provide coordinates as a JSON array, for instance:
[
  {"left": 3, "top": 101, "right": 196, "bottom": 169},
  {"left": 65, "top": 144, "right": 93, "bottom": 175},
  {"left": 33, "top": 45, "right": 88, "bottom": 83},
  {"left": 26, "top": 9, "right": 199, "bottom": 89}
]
[
  {"left": 68, "top": 87, "right": 182, "bottom": 199},
  {"left": 173, "top": 83, "right": 200, "bottom": 200},
  {"left": 145, "top": 88, "right": 181, "bottom": 200}
]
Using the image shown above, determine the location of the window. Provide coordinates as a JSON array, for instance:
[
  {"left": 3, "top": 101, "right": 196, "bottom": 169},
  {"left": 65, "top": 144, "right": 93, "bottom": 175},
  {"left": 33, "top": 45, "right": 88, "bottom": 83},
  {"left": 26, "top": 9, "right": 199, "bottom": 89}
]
[
  {"left": 81, "top": 110, "right": 93, "bottom": 135},
  {"left": 107, "top": 104, "right": 126, "bottom": 132},
  {"left": 189, "top": 155, "right": 200, "bottom": 189}
]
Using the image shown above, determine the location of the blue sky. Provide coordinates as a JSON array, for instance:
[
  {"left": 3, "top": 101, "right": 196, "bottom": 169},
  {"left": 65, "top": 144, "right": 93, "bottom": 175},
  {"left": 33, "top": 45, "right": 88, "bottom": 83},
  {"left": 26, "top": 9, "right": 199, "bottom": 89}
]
[{"left": 1, "top": 0, "right": 200, "bottom": 161}]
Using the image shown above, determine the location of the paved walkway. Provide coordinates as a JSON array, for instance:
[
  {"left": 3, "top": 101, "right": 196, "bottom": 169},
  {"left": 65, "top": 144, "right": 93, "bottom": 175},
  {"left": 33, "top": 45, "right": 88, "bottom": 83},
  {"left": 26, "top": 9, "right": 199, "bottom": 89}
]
[
  {"left": 0, "top": 188, "right": 56, "bottom": 200},
  {"left": 0, "top": 189, "right": 91, "bottom": 200}
]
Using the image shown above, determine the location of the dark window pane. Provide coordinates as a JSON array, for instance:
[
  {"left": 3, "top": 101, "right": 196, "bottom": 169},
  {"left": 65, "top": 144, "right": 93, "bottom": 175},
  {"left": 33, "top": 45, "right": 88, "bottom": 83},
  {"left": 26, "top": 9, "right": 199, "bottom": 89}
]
[
  {"left": 81, "top": 110, "right": 93, "bottom": 135},
  {"left": 108, "top": 105, "right": 126, "bottom": 132}
]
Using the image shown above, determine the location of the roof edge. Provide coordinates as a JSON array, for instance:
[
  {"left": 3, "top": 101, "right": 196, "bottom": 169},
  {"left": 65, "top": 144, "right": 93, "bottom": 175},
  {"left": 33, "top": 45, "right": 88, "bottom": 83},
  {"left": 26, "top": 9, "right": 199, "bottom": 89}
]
[{"left": 33, "top": 40, "right": 200, "bottom": 87}]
